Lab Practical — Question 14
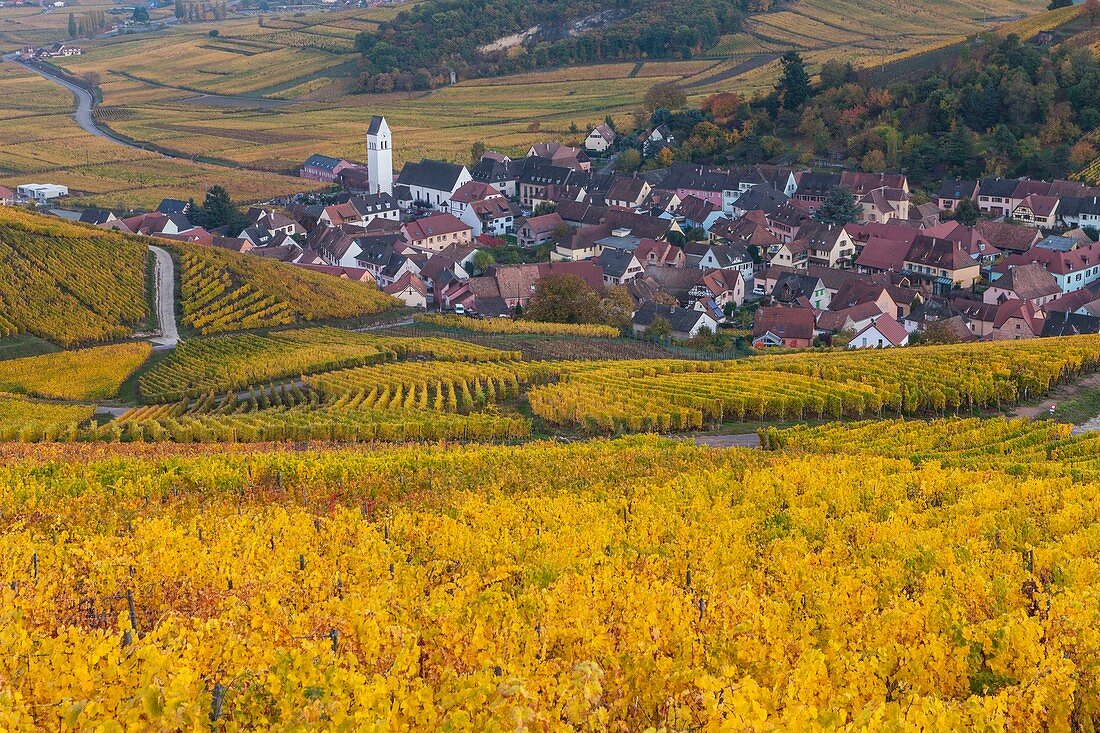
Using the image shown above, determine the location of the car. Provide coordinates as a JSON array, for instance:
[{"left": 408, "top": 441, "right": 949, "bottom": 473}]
[{"left": 454, "top": 304, "right": 465, "bottom": 316}]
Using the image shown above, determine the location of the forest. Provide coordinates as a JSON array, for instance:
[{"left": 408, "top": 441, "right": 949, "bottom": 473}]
[
  {"left": 354, "top": 0, "right": 750, "bottom": 91},
  {"left": 673, "top": 24, "right": 1100, "bottom": 187}
]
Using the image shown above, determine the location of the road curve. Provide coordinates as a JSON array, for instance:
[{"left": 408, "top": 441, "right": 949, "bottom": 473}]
[
  {"left": 148, "top": 245, "right": 179, "bottom": 349},
  {"left": 13, "top": 59, "right": 148, "bottom": 151}
]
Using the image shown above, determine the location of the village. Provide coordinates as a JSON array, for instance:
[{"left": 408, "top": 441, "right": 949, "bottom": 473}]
[{"left": 7, "top": 112, "right": 1100, "bottom": 349}]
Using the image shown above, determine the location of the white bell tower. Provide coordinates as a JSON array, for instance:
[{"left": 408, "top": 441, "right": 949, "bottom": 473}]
[{"left": 366, "top": 115, "right": 393, "bottom": 196}]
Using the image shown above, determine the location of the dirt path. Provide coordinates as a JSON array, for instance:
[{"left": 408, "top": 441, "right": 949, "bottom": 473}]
[
  {"left": 693, "top": 433, "right": 760, "bottom": 448},
  {"left": 148, "top": 246, "right": 179, "bottom": 349},
  {"left": 1011, "top": 372, "right": 1100, "bottom": 421}
]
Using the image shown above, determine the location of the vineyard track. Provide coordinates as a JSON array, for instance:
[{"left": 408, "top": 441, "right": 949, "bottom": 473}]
[{"left": 148, "top": 246, "right": 179, "bottom": 349}]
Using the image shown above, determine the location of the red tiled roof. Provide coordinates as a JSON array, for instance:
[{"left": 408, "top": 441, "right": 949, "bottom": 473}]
[
  {"left": 403, "top": 213, "right": 470, "bottom": 241},
  {"left": 753, "top": 306, "right": 815, "bottom": 340}
]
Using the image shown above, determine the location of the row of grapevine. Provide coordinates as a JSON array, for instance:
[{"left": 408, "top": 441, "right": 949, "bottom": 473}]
[
  {"left": 0, "top": 207, "right": 148, "bottom": 345},
  {"left": 4, "top": 425, "right": 1100, "bottom": 727},
  {"left": 415, "top": 313, "right": 620, "bottom": 338},
  {"left": 0, "top": 342, "right": 151, "bottom": 401}
]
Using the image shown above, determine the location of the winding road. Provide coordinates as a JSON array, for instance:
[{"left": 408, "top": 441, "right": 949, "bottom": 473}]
[
  {"left": 12, "top": 58, "right": 148, "bottom": 151},
  {"left": 148, "top": 245, "right": 179, "bottom": 349}
]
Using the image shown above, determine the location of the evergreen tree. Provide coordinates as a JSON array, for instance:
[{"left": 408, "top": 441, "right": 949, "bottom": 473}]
[
  {"left": 942, "top": 123, "right": 977, "bottom": 167},
  {"left": 132, "top": 4, "right": 150, "bottom": 22},
  {"left": 194, "top": 186, "right": 247, "bottom": 234},
  {"left": 953, "top": 198, "right": 981, "bottom": 227},
  {"left": 776, "top": 51, "right": 811, "bottom": 111},
  {"left": 68, "top": 13, "right": 77, "bottom": 38},
  {"left": 814, "top": 187, "right": 862, "bottom": 226}
]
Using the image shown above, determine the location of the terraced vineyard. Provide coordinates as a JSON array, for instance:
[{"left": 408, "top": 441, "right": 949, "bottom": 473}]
[
  {"left": 0, "top": 207, "right": 148, "bottom": 346},
  {"left": 169, "top": 241, "right": 397, "bottom": 335},
  {"left": 0, "top": 342, "right": 151, "bottom": 401}
]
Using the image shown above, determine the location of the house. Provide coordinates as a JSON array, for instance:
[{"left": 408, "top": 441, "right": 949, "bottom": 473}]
[
  {"left": 0, "top": 186, "right": 13, "bottom": 206},
  {"left": 923, "top": 221, "right": 999, "bottom": 264},
  {"left": 402, "top": 213, "right": 473, "bottom": 252},
  {"left": 682, "top": 241, "right": 753, "bottom": 280},
  {"left": 677, "top": 195, "right": 724, "bottom": 232},
  {"left": 1058, "top": 197, "right": 1100, "bottom": 230},
  {"left": 470, "top": 155, "right": 518, "bottom": 198},
  {"left": 858, "top": 187, "right": 910, "bottom": 224},
  {"left": 773, "top": 271, "right": 828, "bottom": 309},
  {"left": 596, "top": 249, "right": 644, "bottom": 285},
  {"left": 792, "top": 171, "right": 841, "bottom": 211},
  {"left": 770, "top": 238, "right": 809, "bottom": 270},
  {"left": 848, "top": 314, "right": 909, "bottom": 349},
  {"left": 300, "top": 154, "right": 353, "bottom": 183},
  {"left": 854, "top": 236, "right": 914, "bottom": 275},
  {"left": 727, "top": 187, "right": 789, "bottom": 218},
  {"left": 556, "top": 201, "right": 680, "bottom": 240},
  {"left": 934, "top": 179, "right": 979, "bottom": 212},
  {"left": 383, "top": 271, "right": 429, "bottom": 309},
  {"left": 156, "top": 198, "right": 192, "bottom": 216},
  {"left": 517, "top": 213, "right": 565, "bottom": 247},
  {"left": 1013, "top": 194, "right": 1059, "bottom": 228},
  {"left": 519, "top": 161, "right": 584, "bottom": 208},
  {"left": 651, "top": 163, "right": 729, "bottom": 209},
  {"left": 442, "top": 261, "right": 603, "bottom": 314},
  {"left": 752, "top": 306, "right": 816, "bottom": 348},
  {"left": 632, "top": 302, "right": 717, "bottom": 340},
  {"left": 78, "top": 209, "right": 119, "bottom": 227},
  {"left": 605, "top": 176, "right": 652, "bottom": 209},
  {"left": 691, "top": 269, "right": 745, "bottom": 309},
  {"left": 585, "top": 123, "right": 617, "bottom": 153},
  {"left": 976, "top": 178, "right": 1021, "bottom": 217},
  {"left": 318, "top": 194, "right": 400, "bottom": 228},
  {"left": 993, "top": 298, "right": 1045, "bottom": 340},
  {"left": 992, "top": 240, "right": 1100, "bottom": 294},
  {"left": 447, "top": 181, "right": 504, "bottom": 218},
  {"left": 397, "top": 159, "right": 472, "bottom": 210},
  {"left": 976, "top": 220, "right": 1043, "bottom": 255},
  {"left": 46, "top": 42, "right": 82, "bottom": 57},
  {"left": 293, "top": 263, "right": 377, "bottom": 284},
  {"left": 460, "top": 197, "right": 518, "bottom": 237},
  {"left": 118, "top": 212, "right": 193, "bottom": 237},
  {"left": 17, "top": 184, "right": 68, "bottom": 202},
  {"left": 336, "top": 166, "right": 373, "bottom": 193},
  {"left": 1042, "top": 312, "right": 1100, "bottom": 337},
  {"left": 983, "top": 262, "right": 1060, "bottom": 308},
  {"left": 246, "top": 207, "right": 302, "bottom": 237},
  {"left": 766, "top": 201, "right": 813, "bottom": 243},
  {"left": 902, "top": 235, "right": 982, "bottom": 294},
  {"left": 799, "top": 222, "right": 856, "bottom": 268},
  {"left": 527, "top": 142, "right": 590, "bottom": 172},
  {"left": 635, "top": 238, "right": 685, "bottom": 268},
  {"left": 643, "top": 125, "right": 676, "bottom": 155}
]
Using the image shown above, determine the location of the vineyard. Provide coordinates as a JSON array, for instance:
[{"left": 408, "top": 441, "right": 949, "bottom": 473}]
[
  {"left": 414, "top": 313, "right": 620, "bottom": 338},
  {"left": 0, "top": 207, "right": 149, "bottom": 346},
  {"left": 169, "top": 241, "right": 398, "bottom": 335},
  {"left": 0, "top": 342, "right": 151, "bottom": 401},
  {"left": 138, "top": 328, "right": 518, "bottom": 403},
  {"left": 5, "top": 416, "right": 1100, "bottom": 727},
  {"left": 3, "top": 333, "right": 1100, "bottom": 445},
  {"left": 528, "top": 337, "right": 1100, "bottom": 433}
]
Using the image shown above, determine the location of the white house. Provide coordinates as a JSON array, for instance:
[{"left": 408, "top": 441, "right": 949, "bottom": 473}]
[
  {"left": 848, "top": 314, "right": 910, "bottom": 349},
  {"left": 585, "top": 123, "right": 616, "bottom": 153},
  {"left": 17, "top": 183, "right": 68, "bottom": 202}
]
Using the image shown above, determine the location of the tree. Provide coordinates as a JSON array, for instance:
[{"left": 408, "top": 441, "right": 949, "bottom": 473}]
[
  {"left": 648, "top": 316, "right": 673, "bottom": 340},
  {"left": 1048, "top": 0, "right": 1072, "bottom": 8},
  {"left": 471, "top": 249, "right": 495, "bottom": 274},
  {"left": 600, "top": 286, "right": 634, "bottom": 330},
  {"left": 193, "top": 185, "right": 247, "bottom": 233},
  {"left": 68, "top": 13, "right": 77, "bottom": 37},
  {"left": 941, "top": 123, "right": 976, "bottom": 168},
  {"left": 532, "top": 201, "right": 557, "bottom": 217},
  {"left": 525, "top": 274, "right": 602, "bottom": 324},
  {"left": 470, "top": 141, "right": 486, "bottom": 165},
  {"left": 604, "top": 114, "right": 616, "bottom": 131},
  {"left": 655, "top": 147, "right": 675, "bottom": 167},
  {"left": 644, "top": 81, "right": 687, "bottom": 113},
  {"left": 132, "top": 5, "right": 149, "bottom": 22},
  {"left": 953, "top": 198, "right": 981, "bottom": 227},
  {"left": 917, "top": 319, "right": 963, "bottom": 345},
  {"left": 175, "top": 0, "right": 184, "bottom": 18},
  {"left": 209, "top": 29, "right": 219, "bottom": 37},
  {"left": 814, "top": 187, "right": 861, "bottom": 226},
  {"left": 861, "top": 149, "right": 887, "bottom": 173},
  {"left": 616, "top": 148, "right": 642, "bottom": 173},
  {"left": 776, "top": 51, "right": 811, "bottom": 111}
]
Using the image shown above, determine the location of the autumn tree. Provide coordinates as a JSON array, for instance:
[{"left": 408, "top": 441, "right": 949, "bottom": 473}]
[
  {"left": 600, "top": 286, "right": 634, "bottom": 330},
  {"left": 644, "top": 81, "right": 687, "bottom": 113},
  {"left": 525, "top": 274, "right": 602, "bottom": 324}
]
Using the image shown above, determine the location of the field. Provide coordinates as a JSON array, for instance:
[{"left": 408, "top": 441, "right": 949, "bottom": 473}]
[
  {"left": 4, "top": 416, "right": 1100, "bottom": 727},
  {"left": 0, "top": 342, "right": 150, "bottom": 400},
  {"left": 0, "top": 64, "right": 322, "bottom": 209},
  {"left": 170, "top": 239, "right": 398, "bottom": 335},
  {"left": 0, "top": 0, "right": 1039, "bottom": 201},
  {"left": 0, "top": 206, "right": 149, "bottom": 346}
]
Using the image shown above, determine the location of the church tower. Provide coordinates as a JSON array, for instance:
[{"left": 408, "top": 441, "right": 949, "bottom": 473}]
[{"left": 366, "top": 115, "right": 393, "bottom": 196}]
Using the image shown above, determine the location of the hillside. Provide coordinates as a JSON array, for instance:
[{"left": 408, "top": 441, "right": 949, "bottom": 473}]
[
  {"left": 0, "top": 207, "right": 149, "bottom": 347},
  {"left": 167, "top": 239, "right": 399, "bottom": 335}
]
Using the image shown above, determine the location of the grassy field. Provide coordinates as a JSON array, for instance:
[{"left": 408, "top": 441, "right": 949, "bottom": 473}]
[{"left": 0, "top": 64, "right": 321, "bottom": 209}]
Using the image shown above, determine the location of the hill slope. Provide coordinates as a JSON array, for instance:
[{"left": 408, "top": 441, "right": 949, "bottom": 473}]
[
  {"left": 166, "top": 239, "right": 399, "bottom": 335},
  {"left": 0, "top": 207, "right": 149, "bottom": 347}
]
